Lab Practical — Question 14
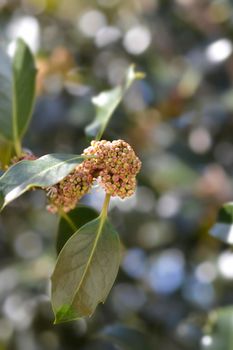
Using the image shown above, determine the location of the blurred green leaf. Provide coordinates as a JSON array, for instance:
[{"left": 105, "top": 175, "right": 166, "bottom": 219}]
[
  {"left": 202, "top": 307, "right": 233, "bottom": 350},
  {"left": 85, "top": 65, "right": 145, "bottom": 140},
  {"left": 0, "top": 154, "right": 84, "bottom": 210},
  {"left": 51, "top": 216, "right": 121, "bottom": 323},
  {"left": 0, "top": 47, "right": 12, "bottom": 141},
  {"left": 145, "top": 154, "right": 198, "bottom": 190},
  {"left": 99, "top": 324, "right": 153, "bottom": 350},
  {"left": 209, "top": 202, "right": 233, "bottom": 244},
  {"left": 12, "top": 38, "right": 37, "bottom": 149},
  {"left": 57, "top": 205, "right": 99, "bottom": 254},
  {"left": 0, "top": 39, "right": 36, "bottom": 151}
]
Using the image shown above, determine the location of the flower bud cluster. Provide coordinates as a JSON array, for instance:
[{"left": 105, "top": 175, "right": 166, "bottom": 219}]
[
  {"left": 83, "top": 140, "right": 141, "bottom": 199},
  {"left": 46, "top": 163, "right": 93, "bottom": 213},
  {"left": 9, "top": 140, "right": 141, "bottom": 213},
  {"left": 47, "top": 139, "right": 141, "bottom": 212}
]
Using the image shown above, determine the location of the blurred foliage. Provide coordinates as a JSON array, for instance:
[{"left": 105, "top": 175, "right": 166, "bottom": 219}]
[
  {"left": 209, "top": 202, "right": 233, "bottom": 244},
  {"left": 1, "top": 0, "right": 233, "bottom": 349},
  {"left": 201, "top": 307, "right": 233, "bottom": 350}
]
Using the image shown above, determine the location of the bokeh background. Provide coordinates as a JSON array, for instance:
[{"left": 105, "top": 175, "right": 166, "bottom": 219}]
[{"left": 1, "top": 0, "right": 233, "bottom": 349}]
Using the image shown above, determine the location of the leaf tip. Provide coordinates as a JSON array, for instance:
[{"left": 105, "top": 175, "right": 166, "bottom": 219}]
[{"left": 53, "top": 304, "right": 80, "bottom": 324}]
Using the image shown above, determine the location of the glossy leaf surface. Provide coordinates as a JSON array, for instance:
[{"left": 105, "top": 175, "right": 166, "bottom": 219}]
[
  {"left": 0, "top": 154, "right": 84, "bottom": 210},
  {"left": 52, "top": 216, "right": 121, "bottom": 323},
  {"left": 57, "top": 205, "right": 99, "bottom": 254}
]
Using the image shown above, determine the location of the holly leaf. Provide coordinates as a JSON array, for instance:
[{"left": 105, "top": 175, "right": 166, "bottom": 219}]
[
  {"left": 85, "top": 65, "right": 145, "bottom": 140},
  {"left": 0, "top": 39, "right": 36, "bottom": 147},
  {"left": 51, "top": 216, "right": 121, "bottom": 323},
  {"left": 57, "top": 205, "right": 99, "bottom": 254},
  {"left": 0, "top": 154, "right": 84, "bottom": 210}
]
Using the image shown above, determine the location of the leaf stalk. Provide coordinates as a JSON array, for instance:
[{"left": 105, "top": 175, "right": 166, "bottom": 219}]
[
  {"left": 59, "top": 210, "right": 77, "bottom": 232},
  {"left": 100, "top": 193, "right": 111, "bottom": 221}
]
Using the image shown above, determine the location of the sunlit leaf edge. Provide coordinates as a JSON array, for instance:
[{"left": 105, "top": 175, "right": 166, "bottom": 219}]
[{"left": 0, "top": 153, "right": 85, "bottom": 210}]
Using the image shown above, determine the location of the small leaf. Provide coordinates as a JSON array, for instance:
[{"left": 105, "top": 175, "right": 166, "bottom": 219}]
[
  {"left": 209, "top": 202, "right": 233, "bottom": 244},
  {"left": 85, "top": 65, "right": 145, "bottom": 140},
  {"left": 0, "top": 154, "right": 84, "bottom": 210},
  {"left": 0, "top": 39, "right": 36, "bottom": 146},
  {"left": 51, "top": 216, "right": 121, "bottom": 323},
  {"left": 99, "top": 324, "right": 153, "bottom": 350},
  {"left": 57, "top": 205, "right": 99, "bottom": 254}
]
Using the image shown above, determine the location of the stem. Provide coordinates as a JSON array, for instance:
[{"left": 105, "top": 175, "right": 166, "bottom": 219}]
[
  {"left": 59, "top": 210, "right": 77, "bottom": 232},
  {"left": 14, "top": 139, "right": 22, "bottom": 157},
  {"left": 100, "top": 193, "right": 111, "bottom": 220},
  {"left": 0, "top": 140, "right": 13, "bottom": 169},
  {"left": 59, "top": 194, "right": 111, "bottom": 233}
]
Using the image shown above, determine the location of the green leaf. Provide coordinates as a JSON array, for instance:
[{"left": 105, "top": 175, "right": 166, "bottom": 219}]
[
  {"left": 12, "top": 38, "right": 37, "bottom": 148},
  {"left": 0, "top": 39, "right": 36, "bottom": 149},
  {"left": 57, "top": 205, "right": 99, "bottom": 255},
  {"left": 51, "top": 216, "right": 121, "bottom": 323},
  {"left": 85, "top": 65, "right": 145, "bottom": 140},
  {"left": 99, "top": 324, "right": 153, "bottom": 350},
  {"left": 0, "top": 154, "right": 84, "bottom": 210},
  {"left": 0, "top": 47, "right": 13, "bottom": 141},
  {"left": 209, "top": 202, "right": 233, "bottom": 244},
  {"left": 202, "top": 307, "right": 233, "bottom": 350}
]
